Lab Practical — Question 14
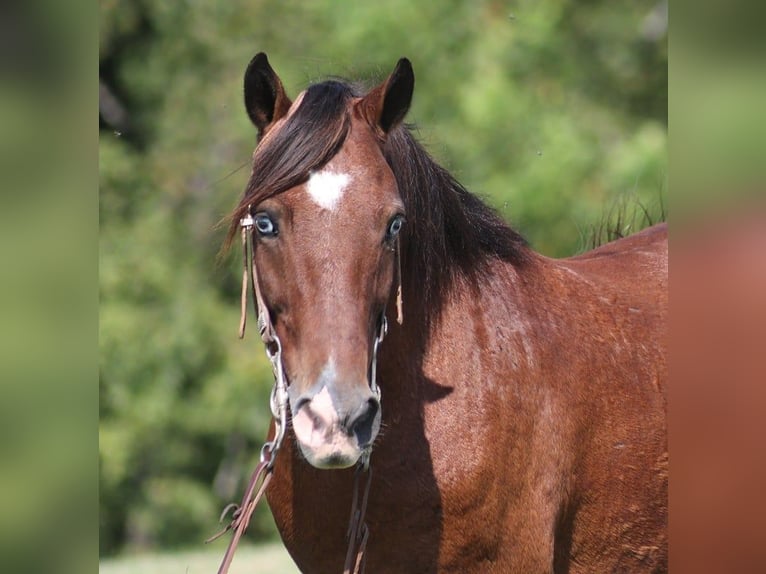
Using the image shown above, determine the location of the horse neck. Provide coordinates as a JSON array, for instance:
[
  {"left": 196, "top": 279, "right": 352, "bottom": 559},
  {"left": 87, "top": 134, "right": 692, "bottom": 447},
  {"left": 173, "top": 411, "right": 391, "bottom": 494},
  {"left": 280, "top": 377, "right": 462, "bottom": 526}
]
[{"left": 378, "top": 253, "right": 542, "bottom": 410}]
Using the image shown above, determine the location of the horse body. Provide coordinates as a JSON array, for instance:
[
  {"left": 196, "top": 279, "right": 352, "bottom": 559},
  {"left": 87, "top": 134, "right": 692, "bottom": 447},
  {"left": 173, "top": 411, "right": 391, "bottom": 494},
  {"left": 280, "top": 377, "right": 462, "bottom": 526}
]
[{"left": 228, "top": 54, "right": 667, "bottom": 573}]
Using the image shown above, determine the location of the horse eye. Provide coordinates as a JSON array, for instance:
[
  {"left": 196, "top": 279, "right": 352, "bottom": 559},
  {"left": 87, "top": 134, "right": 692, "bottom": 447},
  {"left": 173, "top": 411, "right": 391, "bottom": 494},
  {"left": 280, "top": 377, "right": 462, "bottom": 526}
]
[
  {"left": 254, "top": 213, "right": 277, "bottom": 237},
  {"left": 387, "top": 215, "right": 404, "bottom": 240}
]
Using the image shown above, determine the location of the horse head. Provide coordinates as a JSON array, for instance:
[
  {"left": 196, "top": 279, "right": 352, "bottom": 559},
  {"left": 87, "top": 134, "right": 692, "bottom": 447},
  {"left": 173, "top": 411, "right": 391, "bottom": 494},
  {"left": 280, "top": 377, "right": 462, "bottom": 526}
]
[{"left": 232, "top": 54, "right": 414, "bottom": 469}]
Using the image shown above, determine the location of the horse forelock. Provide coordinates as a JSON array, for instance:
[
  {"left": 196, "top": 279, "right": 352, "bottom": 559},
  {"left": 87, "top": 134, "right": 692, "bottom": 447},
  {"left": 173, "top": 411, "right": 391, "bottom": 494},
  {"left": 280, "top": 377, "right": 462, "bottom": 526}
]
[{"left": 226, "top": 80, "right": 358, "bottom": 246}]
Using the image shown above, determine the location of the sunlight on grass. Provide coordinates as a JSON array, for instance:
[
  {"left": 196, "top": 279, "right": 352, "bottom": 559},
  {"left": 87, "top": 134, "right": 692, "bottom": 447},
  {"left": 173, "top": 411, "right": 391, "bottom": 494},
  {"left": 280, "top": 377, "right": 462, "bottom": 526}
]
[{"left": 99, "top": 542, "right": 300, "bottom": 574}]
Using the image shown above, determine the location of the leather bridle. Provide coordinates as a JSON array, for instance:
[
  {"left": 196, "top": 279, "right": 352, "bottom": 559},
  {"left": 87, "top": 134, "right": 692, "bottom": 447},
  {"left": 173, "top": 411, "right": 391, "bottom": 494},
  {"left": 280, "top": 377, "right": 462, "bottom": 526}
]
[{"left": 209, "top": 208, "right": 400, "bottom": 574}]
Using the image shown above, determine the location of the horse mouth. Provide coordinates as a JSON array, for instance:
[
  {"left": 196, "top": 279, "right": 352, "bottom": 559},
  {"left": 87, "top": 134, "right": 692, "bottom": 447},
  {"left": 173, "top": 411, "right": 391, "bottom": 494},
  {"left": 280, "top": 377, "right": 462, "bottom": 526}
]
[
  {"left": 310, "top": 450, "right": 360, "bottom": 470},
  {"left": 293, "top": 434, "right": 365, "bottom": 469}
]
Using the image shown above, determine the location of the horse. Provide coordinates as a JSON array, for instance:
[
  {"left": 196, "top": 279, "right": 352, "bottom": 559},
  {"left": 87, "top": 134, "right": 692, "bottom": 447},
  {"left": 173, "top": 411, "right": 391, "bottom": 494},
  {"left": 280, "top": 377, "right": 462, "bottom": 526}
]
[{"left": 224, "top": 53, "right": 667, "bottom": 573}]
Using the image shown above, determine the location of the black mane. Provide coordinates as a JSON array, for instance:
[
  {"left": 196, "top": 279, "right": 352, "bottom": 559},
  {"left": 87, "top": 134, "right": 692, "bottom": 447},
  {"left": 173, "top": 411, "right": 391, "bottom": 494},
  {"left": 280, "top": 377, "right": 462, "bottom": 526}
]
[{"left": 381, "top": 127, "right": 529, "bottom": 313}]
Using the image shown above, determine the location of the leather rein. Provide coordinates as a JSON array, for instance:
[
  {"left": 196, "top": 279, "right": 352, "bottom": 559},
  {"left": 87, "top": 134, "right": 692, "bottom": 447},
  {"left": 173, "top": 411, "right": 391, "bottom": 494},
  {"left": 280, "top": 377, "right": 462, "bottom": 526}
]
[{"left": 208, "top": 210, "right": 401, "bottom": 574}]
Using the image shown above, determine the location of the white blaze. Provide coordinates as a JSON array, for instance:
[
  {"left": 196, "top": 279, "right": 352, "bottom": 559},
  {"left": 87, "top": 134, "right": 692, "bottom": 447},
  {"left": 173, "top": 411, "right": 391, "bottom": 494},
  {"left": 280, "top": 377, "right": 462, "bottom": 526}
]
[{"left": 306, "top": 170, "right": 350, "bottom": 211}]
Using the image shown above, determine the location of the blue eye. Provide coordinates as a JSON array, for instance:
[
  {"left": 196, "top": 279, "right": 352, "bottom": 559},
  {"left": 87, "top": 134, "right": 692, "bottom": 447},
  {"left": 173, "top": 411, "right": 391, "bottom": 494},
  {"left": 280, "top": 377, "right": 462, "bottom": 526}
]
[
  {"left": 386, "top": 215, "right": 404, "bottom": 240},
  {"left": 254, "top": 213, "right": 277, "bottom": 236}
]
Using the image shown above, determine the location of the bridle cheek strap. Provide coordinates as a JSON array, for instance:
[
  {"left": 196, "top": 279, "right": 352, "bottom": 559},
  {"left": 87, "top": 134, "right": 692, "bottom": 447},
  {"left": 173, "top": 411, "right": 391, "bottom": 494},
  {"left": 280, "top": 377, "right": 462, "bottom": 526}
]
[
  {"left": 238, "top": 211, "right": 288, "bottom": 451},
  {"left": 211, "top": 212, "right": 290, "bottom": 574},
  {"left": 395, "top": 235, "right": 404, "bottom": 325},
  {"left": 238, "top": 211, "right": 275, "bottom": 345}
]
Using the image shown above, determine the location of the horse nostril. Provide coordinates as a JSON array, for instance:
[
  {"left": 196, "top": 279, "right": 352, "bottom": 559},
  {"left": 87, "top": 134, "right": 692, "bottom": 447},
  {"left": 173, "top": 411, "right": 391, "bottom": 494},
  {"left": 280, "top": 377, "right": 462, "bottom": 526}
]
[
  {"left": 345, "top": 398, "right": 379, "bottom": 446},
  {"left": 293, "top": 396, "right": 311, "bottom": 414}
]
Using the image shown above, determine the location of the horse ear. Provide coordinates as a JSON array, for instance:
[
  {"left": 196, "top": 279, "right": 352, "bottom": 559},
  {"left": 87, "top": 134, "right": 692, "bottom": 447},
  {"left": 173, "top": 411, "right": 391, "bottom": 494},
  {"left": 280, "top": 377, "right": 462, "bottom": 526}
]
[
  {"left": 358, "top": 58, "right": 414, "bottom": 135},
  {"left": 244, "top": 52, "right": 292, "bottom": 135}
]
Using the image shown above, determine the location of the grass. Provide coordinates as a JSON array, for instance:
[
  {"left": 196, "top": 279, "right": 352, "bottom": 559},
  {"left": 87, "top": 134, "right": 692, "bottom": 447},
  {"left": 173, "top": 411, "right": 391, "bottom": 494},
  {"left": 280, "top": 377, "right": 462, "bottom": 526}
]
[{"left": 99, "top": 542, "right": 300, "bottom": 574}]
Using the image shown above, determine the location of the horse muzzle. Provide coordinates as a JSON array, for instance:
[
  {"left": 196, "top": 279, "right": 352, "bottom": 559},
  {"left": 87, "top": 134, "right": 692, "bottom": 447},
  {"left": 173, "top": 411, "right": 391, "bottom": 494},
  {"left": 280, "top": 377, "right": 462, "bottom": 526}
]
[{"left": 291, "top": 384, "right": 381, "bottom": 469}]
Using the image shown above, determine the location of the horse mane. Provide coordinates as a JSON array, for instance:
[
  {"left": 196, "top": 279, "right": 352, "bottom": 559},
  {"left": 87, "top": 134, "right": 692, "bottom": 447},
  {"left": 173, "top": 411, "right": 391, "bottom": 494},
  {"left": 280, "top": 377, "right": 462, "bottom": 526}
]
[
  {"left": 227, "top": 78, "right": 530, "bottom": 325},
  {"left": 381, "top": 128, "right": 530, "bottom": 317}
]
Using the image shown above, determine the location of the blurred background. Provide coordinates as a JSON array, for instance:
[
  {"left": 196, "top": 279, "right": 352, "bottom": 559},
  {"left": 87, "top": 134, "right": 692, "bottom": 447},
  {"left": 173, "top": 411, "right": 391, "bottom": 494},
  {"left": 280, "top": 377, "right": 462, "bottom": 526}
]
[{"left": 98, "top": 0, "right": 667, "bottom": 567}]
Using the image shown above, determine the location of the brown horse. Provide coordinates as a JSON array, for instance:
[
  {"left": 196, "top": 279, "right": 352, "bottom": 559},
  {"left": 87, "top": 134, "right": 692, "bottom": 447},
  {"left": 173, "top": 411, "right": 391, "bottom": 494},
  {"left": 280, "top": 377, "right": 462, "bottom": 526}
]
[{"left": 226, "top": 53, "right": 667, "bottom": 573}]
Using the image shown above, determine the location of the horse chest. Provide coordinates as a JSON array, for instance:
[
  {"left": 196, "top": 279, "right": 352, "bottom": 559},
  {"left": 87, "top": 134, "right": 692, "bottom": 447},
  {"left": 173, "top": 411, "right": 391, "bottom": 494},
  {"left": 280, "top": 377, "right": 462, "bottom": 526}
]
[
  {"left": 267, "top": 426, "right": 518, "bottom": 573},
  {"left": 265, "top": 436, "right": 440, "bottom": 572}
]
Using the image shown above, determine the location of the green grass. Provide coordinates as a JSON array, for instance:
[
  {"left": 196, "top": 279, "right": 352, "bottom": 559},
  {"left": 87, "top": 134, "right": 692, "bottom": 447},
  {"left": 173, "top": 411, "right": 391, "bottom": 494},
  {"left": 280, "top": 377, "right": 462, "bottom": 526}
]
[{"left": 99, "top": 542, "right": 300, "bottom": 574}]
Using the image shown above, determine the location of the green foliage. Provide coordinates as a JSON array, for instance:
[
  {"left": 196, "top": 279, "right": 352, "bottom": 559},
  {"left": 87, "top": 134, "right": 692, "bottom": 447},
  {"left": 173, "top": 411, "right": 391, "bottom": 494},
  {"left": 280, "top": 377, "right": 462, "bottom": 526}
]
[{"left": 99, "top": 0, "right": 666, "bottom": 556}]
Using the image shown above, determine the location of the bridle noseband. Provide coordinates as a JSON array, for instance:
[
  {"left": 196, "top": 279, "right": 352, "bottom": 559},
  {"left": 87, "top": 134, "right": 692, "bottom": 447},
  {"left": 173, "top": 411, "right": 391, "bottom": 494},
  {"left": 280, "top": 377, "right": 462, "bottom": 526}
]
[{"left": 210, "top": 209, "right": 402, "bottom": 574}]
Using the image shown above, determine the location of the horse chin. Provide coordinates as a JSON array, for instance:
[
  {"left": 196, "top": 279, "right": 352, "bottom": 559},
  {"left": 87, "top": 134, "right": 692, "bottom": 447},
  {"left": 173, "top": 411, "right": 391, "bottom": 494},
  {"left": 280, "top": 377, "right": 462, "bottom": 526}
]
[{"left": 296, "top": 442, "right": 362, "bottom": 470}]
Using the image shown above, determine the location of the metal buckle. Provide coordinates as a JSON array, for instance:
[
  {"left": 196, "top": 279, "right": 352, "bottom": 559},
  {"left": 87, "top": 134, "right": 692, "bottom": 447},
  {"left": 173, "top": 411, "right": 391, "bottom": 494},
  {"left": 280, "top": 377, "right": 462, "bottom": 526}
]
[
  {"left": 240, "top": 214, "right": 254, "bottom": 228},
  {"left": 369, "top": 314, "right": 387, "bottom": 401}
]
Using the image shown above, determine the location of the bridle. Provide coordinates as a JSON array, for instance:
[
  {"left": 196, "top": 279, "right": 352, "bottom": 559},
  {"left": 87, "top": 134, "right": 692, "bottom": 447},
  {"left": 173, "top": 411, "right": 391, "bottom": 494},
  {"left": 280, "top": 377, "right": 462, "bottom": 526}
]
[{"left": 209, "top": 208, "right": 401, "bottom": 574}]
